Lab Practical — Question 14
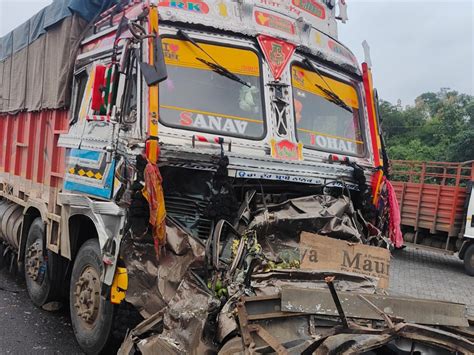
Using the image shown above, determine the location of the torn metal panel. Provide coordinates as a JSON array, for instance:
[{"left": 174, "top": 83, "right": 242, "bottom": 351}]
[
  {"left": 251, "top": 270, "right": 379, "bottom": 297},
  {"left": 312, "top": 323, "right": 474, "bottom": 355},
  {"left": 120, "top": 278, "right": 218, "bottom": 355},
  {"left": 122, "top": 220, "right": 206, "bottom": 318},
  {"left": 281, "top": 287, "right": 469, "bottom": 327},
  {"left": 232, "top": 294, "right": 474, "bottom": 355},
  {"left": 394, "top": 323, "right": 474, "bottom": 353},
  {"left": 248, "top": 195, "right": 362, "bottom": 242},
  {"left": 157, "top": 276, "right": 218, "bottom": 354}
]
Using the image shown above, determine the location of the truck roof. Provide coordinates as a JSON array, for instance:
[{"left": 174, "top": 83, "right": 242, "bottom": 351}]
[
  {"left": 156, "top": 0, "right": 359, "bottom": 73},
  {"left": 0, "top": 0, "right": 359, "bottom": 69}
]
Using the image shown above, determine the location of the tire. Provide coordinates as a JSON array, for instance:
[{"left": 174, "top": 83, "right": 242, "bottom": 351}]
[
  {"left": 463, "top": 243, "right": 474, "bottom": 276},
  {"left": 70, "top": 239, "right": 116, "bottom": 354},
  {"left": 219, "top": 337, "right": 244, "bottom": 355},
  {"left": 24, "top": 218, "right": 53, "bottom": 307},
  {"left": 0, "top": 243, "right": 6, "bottom": 270}
]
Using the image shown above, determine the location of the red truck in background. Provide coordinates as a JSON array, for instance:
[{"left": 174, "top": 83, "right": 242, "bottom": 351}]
[{"left": 391, "top": 160, "right": 474, "bottom": 275}]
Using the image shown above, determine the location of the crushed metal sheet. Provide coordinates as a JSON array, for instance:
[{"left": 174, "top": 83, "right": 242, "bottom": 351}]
[
  {"left": 251, "top": 270, "right": 379, "bottom": 296},
  {"left": 281, "top": 287, "right": 469, "bottom": 327},
  {"left": 119, "top": 194, "right": 473, "bottom": 354},
  {"left": 248, "top": 195, "right": 362, "bottom": 242},
  {"left": 121, "top": 219, "right": 206, "bottom": 318}
]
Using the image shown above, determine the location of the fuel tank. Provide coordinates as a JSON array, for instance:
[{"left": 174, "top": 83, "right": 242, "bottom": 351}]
[{"left": 0, "top": 200, "right": 23, "bottom": 250}]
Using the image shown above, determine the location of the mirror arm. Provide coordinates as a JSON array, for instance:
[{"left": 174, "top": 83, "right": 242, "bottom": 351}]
[{"left": 106, "top": 106, "right": 120, "bottom": 164}]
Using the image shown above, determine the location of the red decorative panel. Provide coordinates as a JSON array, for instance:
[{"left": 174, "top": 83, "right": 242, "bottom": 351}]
[{"left": 0, "top": 110, "right": 68, "bottom": 189}]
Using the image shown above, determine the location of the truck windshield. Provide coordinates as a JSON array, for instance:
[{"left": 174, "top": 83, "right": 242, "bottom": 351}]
[
  {"left": 291, "top": 64, "right": 365, "bottom": 156},
  {"left": 159, "top": 38, "right": 265, "bottom": 139}
]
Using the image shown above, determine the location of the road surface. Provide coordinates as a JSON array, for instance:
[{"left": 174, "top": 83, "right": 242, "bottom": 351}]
[
  {"left": 0, "top": 269, "right": 81, "bottom": 354},
  {"left": 0, "top": 246, "right": 472, "bottom": 353},
  {"left": 390, "top": 246, "right": 474, "bottom": 316}
]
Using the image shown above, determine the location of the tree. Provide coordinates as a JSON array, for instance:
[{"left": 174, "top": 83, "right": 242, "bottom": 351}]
[{"left": 379, "top": 89, "right": 473, "bottom": 162}]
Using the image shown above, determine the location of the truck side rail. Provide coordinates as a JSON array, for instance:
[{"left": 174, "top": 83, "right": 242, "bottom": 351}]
[{"left": 390, "top": 160, "right": 474, "bottom": 241}]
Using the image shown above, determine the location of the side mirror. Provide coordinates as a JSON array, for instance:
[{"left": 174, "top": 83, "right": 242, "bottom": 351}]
[
  {"left": 140, "top": 35, "right": 168, "bottom": 86},
  {"left": 91, "top": 65, "right": 107, "bottom": 112}
]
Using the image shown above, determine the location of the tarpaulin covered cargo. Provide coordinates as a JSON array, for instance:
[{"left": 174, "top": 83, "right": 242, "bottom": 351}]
[{"left": 0, "top": 0, "right": 119, "bottom": 113}]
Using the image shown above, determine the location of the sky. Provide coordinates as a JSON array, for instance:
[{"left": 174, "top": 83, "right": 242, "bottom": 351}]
[
  {"left": 0, "top": 0, "right": 473, "bottom": 105},
  {"left": 338, "top": 0, "right": 473, "bottom": 105}
]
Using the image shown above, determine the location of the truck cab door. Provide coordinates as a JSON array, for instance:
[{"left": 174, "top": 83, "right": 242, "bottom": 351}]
[{"left": 58, "top": 62, "right": 121, "bottom": 200}]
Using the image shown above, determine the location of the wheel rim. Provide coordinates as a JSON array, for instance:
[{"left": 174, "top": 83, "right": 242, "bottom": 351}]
[
  {"left": 73, "top": 265, "right": 101, "bottom": 328},
  {"left": 25, "top": 239, "right": 45, "bottom": 283},
  {"left": 469, "top": 252, "right": 474, "bottom": 269}
]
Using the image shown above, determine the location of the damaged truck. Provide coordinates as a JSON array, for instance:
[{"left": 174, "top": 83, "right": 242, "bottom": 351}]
[{"left": 0, "top": 0, "right": 472, "bottom": 354}]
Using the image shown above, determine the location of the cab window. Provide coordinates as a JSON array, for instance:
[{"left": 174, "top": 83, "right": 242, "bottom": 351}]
[
  {"left": 291, "top": 64, "right": 365, "bottom": 156},
  {"left": 159, "top": 38, "right": 265, "bottom": 139}
]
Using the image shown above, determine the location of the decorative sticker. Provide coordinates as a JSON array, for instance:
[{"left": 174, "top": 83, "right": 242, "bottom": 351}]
[
  {"left": 255, "top": 10, "right": 296, "bottom": 35},
  {"left": 64, "top": 149, "right": 115, "bottom": 199},
  {"left": 216, "top": 0, "right": 229, "bottom": 17},
  {"left": 257, "top": 0, "right": 303, "bottom": 16},
  {"left": 236, "top": 170, "right": 323, "bottom": 185},
  {"left": 257, "top": 35, "right": 296, "bottom": 80},
  {"left": 328, "top": 39, "right": 358, "bottom": 64},
  {"left": 292, "top": 66, "right": 359, "bottom": 109},
  {"left": 270, "top": 139, "right": 304, "bottom": 161},
  {"left": 178, "top": 110, "right": 252, "bottom": 135},
  {"left": 158, "top": 0, "right": 210, "bottom": 14},
  {"left": 162, "top": 38, "right": 260, "bottom": 76},
  {"left": 291, "top": 0, "right": 326, "bottom": 19}
]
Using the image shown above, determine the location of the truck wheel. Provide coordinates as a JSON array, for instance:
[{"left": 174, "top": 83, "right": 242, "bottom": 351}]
[
  {"left": 219, "top": 337, "right": 244, "bottom": 355},
  {"left": 70, "top": 239, "right": 115, "bottom": 354},
  {"left": 0, "top": 243, "right": 6, "bottom": 270},
  {"left": 24, "top": 218, "right": 53, "bottom": 307},
  {"left": 463, "top": 243, "right": 474, "bottom": 276}
]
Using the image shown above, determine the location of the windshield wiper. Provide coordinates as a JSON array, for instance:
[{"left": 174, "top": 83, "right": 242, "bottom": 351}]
[
  {"left": 302, "top": 58, "right": 353, "bottom": 113},
  {"left": 195, "top": 57, "right": 251, "bottom": 88},
  {"left": 314, "top": 84, "right": 353, "bottom": 113},
  {"left": 177, "top": 29, "right": 251, "bottom": 88}
]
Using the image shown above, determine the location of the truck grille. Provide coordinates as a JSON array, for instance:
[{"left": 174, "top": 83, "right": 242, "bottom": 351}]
[{"left": 165, "top": 195, "right": 213, "bottom": 239}]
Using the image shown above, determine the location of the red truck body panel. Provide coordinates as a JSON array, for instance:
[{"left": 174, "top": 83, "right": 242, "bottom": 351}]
[
  {"left": 391, "top": 160, "right": 474, "bottom": 238},
  {"left": 0, "top": 110, "right": 68, "bottom": 210}
]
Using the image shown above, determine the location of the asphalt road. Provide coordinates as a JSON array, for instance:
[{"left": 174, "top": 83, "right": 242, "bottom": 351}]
[
  {"left": 0, "top": 269, "right": 82, "bottom": 354},
  {"left": 0, "top": 246, "right": 472, "bottom": 354},
  {"left": 390, "top": 246, "right": 474, "bottom": 316}
]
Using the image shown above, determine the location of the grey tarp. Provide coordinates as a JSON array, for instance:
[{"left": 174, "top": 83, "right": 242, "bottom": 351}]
[
  {"left": 0, "top": 32, "right": 13, "bottom": 61},
  {"left": 25, "top": 36, "right": 46, "bottom": 111},
  {"left": 0, "top": 58, "right": 12, "bottom": 113},
  {"left": 1, "top": 15, "right": 87, "bottom": 113},
  {"left": 9, "top": 21, "right": 30, "bottom": 112},
  {"left": 42, "top": 15, "right": 87, "bottom": 110},
  {"left": 0, "top": 0, "right": 119, "bottom": 114},
  {"left": 9, "top": 48, "right": 28, "bottom": 112},
  {"left": 69, "top": 0, "right": 120, "bottom": 22}
]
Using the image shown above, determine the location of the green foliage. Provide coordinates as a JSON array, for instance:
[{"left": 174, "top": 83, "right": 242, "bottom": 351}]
[{"left": 379, "top": 89, "right": 474, "bottom": 162}]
